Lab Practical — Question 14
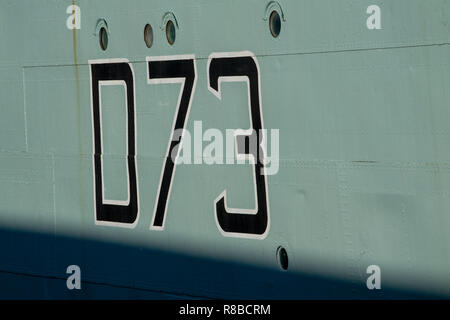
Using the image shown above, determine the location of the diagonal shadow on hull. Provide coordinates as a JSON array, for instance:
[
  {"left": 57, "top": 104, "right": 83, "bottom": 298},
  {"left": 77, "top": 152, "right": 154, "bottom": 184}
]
[{"left": 0, "top": 226, "right": 447, "bottom": 300}]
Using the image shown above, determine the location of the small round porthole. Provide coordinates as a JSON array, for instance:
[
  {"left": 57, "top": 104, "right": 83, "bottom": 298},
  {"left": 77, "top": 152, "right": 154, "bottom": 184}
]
[
  {"left": 276, "top": 246, "right": 288, "bottom": 270},
  {"left": 166, "top": 20, "right": 176, "bottom": 45},
  {"left": 99, "top": 27, "right": 108, "bottom": 51},
  {"left": 269, "top": 10, "right": 281, "bottom": 38},
  {"left": 144, "top": 24, "right": 154, "bottom": 48}
]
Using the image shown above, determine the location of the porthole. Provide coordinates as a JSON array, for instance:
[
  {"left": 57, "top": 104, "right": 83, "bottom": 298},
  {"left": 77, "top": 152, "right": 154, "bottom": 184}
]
[
  {"left": 166, "top": 20, "right": 176, "bottom": 45},
  {"left": 269, "top": 10, "right": 281, "bottom": 38},
  {"left": 99, "top": 27, "right": 108, "bottom": 51},
  {"left": 276, "top": 246, "right": 288, "bottom": 270},
  {"left": 144, "top": 24, "right": 154, "bottom": 48}
]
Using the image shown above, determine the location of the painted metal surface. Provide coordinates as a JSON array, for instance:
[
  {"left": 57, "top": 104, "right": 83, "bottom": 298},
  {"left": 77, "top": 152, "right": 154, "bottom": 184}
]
[{"left": 0, "top": 0, "right": 449, "bottom": 298}]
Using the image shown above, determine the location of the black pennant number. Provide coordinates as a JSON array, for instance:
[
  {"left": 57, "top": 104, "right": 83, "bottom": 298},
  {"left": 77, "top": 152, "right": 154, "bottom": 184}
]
[
  {"left": 90, "top": 54, "right": 269, "bottom": 239},
  {"left": 90, "top": 60, "right": 139, "bottom": 226},
  {"left": 208, "top": 53, "right": 270, "bottom": 238},
  {"left": 148, "top": 56, "right": 197, "bottom": 230}
]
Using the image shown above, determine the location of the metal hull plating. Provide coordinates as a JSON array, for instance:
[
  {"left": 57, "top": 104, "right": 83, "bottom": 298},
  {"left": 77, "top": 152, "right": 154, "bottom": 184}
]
[{"left": 0, "top": 0, "right": 450, "bottom": 298}]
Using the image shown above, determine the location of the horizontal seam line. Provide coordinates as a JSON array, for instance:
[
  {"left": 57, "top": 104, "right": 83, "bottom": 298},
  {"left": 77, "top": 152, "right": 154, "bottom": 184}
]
[
  {"left": 0, "top": 269, "right": 217, "bottom": 299},
  {"left": 20, "top": 41, "right": 450, "bottom": 69}
]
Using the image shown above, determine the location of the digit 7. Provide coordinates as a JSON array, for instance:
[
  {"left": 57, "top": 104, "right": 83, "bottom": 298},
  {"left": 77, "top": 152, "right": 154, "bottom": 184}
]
[{"left": 147, "top": 55, "right": 197, "bottom": 230}]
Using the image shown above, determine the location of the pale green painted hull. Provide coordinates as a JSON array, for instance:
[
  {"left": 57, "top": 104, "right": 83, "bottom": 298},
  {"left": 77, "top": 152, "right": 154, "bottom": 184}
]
[{"left": 0, "top": 0, "right": 449, "bottom": 298}]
